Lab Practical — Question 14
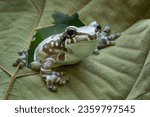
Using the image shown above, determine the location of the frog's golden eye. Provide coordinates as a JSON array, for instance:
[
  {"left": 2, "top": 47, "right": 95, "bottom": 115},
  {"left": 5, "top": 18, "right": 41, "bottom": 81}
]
[
  {"left": 95, "top": 24, "right": 101, "bottom": 32},
  {"left": 66, "top": 28, "right": 77, "bottom": 38}
]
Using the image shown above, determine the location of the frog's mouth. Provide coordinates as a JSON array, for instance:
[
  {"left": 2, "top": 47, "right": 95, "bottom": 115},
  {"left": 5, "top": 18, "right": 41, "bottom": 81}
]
[{"left": 65, "top": 33, "right": 97, "bottom": 44}]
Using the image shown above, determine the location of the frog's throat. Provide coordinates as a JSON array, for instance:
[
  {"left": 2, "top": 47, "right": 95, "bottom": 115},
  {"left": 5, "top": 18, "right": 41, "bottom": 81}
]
[{"left": 65, "top": 39, "right": 98, "bottom": 59}]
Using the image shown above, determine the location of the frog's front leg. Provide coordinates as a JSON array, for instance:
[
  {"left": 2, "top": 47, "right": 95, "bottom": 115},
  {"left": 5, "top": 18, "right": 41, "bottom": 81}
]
[
  {"left": 40, "top": 58, "right": 69, "bottom": 92},
  {"left": 93, "top": 26, "right": 121, "bottom": 54},
  {"left": 107, "top": 32, "right": 120, "bottom": 44},
  {"left": 100, "top": 26, "right": 120, "bottom": 46},
  {"left": 99, "top": 34, "right": 119, "bottom": 47},
  {"left": 13, "top": 51, "right": 28, "bottom": 68}
]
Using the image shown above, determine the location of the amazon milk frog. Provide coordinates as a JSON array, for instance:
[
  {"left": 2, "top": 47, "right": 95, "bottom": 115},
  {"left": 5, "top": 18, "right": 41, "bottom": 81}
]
[{"left": 13, "top": 22, "right": 120, "bottom": 91}]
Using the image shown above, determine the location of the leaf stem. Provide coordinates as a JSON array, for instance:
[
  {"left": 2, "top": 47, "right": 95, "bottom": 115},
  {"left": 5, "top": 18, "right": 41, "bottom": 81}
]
[
  {"left": 3, "top": 65, "right": 20, "bottom": 100},
  {"left": 2, "top": 0, "right": 45, "bottom": 99},
  {"left": 0, "top": 65, "right": 12, "bottom": 77},
  {"left": 16, "top": 72, "right": 38, "bottom": 78}
]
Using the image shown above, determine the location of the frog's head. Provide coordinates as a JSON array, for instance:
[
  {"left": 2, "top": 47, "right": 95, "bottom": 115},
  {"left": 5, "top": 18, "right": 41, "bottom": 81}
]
[{"left": 63, "top": 21, "right": 101, "bottom": 59}]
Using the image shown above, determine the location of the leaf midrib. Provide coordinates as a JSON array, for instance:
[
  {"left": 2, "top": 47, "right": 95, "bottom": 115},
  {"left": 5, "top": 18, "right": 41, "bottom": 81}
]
[{"left": 2, "top": 0, "right": 45, "bottom": 100}]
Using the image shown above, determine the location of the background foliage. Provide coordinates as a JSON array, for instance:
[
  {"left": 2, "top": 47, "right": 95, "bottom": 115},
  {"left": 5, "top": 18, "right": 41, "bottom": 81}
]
[{"left": 0, "top": 0, "right": 150, "bottom": 99}]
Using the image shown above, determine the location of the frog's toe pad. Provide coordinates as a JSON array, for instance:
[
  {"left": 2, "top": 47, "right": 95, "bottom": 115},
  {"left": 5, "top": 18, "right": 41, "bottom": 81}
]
[
  {"left": 48, "top": 85, "right": 57, "bottom": 92},
  {"left": 45, "top": 74, "right": 69, "bottom": 91},
  {"left": 57, "top": 78, "right": 70, "bottom": 85}
]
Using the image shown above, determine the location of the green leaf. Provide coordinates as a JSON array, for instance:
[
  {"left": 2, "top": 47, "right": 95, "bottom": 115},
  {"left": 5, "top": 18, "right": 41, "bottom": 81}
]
[
  {"left": 28, "top": 12, "right": 84, "bottom": 63},
  {"left": 0, "top": 0, "right": 150, "bottom": 100}
]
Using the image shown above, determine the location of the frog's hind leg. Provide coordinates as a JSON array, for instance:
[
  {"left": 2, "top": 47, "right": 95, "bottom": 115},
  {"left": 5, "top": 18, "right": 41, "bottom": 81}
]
[{"left": 40, "top": 58, "right": 69, "bottom": 92}]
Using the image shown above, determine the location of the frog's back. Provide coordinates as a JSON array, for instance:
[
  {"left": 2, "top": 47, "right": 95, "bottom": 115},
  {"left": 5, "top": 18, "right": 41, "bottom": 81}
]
[{"left": 34, "top": 34, "right": 64, "bottom": 61}]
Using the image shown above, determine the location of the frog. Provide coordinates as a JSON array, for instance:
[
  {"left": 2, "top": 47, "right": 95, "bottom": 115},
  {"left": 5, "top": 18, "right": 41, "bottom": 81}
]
[{"left": 13, "top": 21, "right": 120, "bottom": 92}]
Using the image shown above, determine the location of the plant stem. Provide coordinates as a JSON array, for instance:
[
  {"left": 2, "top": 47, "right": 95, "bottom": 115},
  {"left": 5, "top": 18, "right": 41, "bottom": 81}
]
[
  {"left": 3, "top": 65, "right": 20, "bottom": 100},
  {"left": 0, "top": 65, "right": 12, "bottom": 77},
  {"left": 16, "top": 72, "right": 38, "bottom": 78}
]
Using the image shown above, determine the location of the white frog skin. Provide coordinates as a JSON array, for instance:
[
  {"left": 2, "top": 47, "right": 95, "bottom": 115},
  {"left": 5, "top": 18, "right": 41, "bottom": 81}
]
[{"left": 26, "top": 21, "right": 120, "bottom": 91}]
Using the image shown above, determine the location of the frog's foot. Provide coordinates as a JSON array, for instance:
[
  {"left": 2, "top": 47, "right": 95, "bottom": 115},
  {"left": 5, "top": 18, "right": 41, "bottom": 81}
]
[
  {"left": 13, "top": 51, "right": 28, "bottom": 68},
  {"left": 102, "top": 32, "right": 121, "bottom": 46},
  {"left": 96, "top": 26, "right": 121, "bottom": 51},
  {"left": 108, "top": 32, "right": 121, "bottom": 41},
  {"left": 42, "top": 71, "right": 69, "bottom": 92},
  {"left": 105, "top": 32, "right": 121, "bottom": 46},
  {"left": 40, "top": 58, "right": 69, "bottom": 92}
]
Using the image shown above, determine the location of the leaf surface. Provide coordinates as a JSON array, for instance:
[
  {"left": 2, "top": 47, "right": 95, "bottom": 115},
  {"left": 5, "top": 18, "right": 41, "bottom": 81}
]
[{"left": 0, "top": 0, "right": 150, "bottom": 100}]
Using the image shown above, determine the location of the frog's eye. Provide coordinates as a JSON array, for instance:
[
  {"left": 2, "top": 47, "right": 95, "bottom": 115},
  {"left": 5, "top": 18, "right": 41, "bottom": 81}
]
[
  {"left": 95, "top": 24, "right": 101, "bottom": 32},
  {"left": 66, "top": 27, "right": 77, "bottom": 38}
]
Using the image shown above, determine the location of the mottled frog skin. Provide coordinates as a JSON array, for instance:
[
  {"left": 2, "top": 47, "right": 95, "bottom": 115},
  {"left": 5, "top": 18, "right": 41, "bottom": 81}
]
[{"left": 14, "top": 22, "right": 120, "bottom": 91}]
